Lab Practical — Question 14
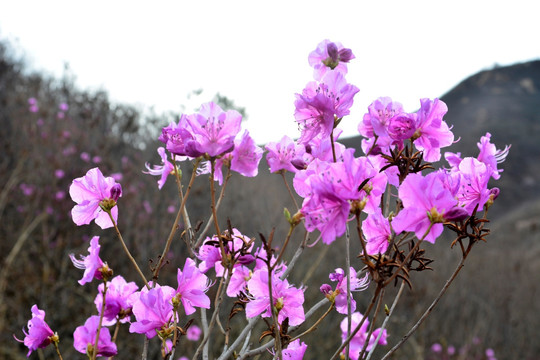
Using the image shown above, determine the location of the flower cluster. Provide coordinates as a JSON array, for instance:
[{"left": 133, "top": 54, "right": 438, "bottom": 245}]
[{"left": 16, "top": 38, "right": 509, "bottom": 360}]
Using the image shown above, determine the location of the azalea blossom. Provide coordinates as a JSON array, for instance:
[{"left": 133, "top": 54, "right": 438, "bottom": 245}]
[
  {"left": 246, "top": 268, "right": 305, "bottom": 326},
  {"left": 308, "top": 39, "right": 354, "bottom": 80},
  {"left": 340, "top": 312, "right": 388, "bottom": 359},
  {"left": 144, "top": 147, "right": 175, "bottom": 189},
  {"left": 363, "top": 209, "right": 392, "bottom": 255},
  {"left": 94, "top": 275, "right": 138, "bottom": 325},
  {"left": 129, "top": 285, "right": 176, "bottom": 339},
  {"left": 73, "top": 315, "right": 117, "bottom": 357},
  {"left": 175, "top": 258, "right": 211, "bottom": 315},
  {"left": 69, "top": 167, "right": 122, "bottom": 229},
  {"left": 294, "top": 70, "right": 359, "bottom": 144},
  {"left": 69, "top": 236, "right": 106, "bottom": 285},
  {"left": 265, "top": 135, "right": 306, "bottom": 173},
  {"left": 15, "top": 305, "right": 55, "bottom": 357},
  {"left": 282, "top": 339, "right": 308, "bottom": 359},
  {"left": 322, "top": 267, "right": 369, "bottom": 314}
]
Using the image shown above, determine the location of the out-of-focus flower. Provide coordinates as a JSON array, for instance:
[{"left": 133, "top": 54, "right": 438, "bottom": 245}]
[
  {"left": 186, "top": 324, "right": 202, "bottom": 341},
  {"left": 340, "top": 312, "right": 387, "bottom": 359},
  {"left": 282, "top": 338, "right": 308, "bottom": 359},
  {"left": 265, "top": 135, "right": 306, "bottom": 173}
]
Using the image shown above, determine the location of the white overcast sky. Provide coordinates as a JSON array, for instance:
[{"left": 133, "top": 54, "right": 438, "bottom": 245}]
[{"left": 1, "top": 0, "right": 538, "bottom": 144}]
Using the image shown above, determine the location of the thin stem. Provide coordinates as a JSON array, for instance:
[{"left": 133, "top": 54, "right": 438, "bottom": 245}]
[
  {"left": 92, "top": 280, "right": 108, "bottom": 360},
  {"left": 194, "top": 167, "right": 231, "bottom": 248},
  {"left": 268, "top": 264, "right": 283, "bottom": 359},
  {"left": 273, "top": 224, "right": 296, "bottom": 270},
  {"left": 209, "top": 159, "right": 227, "bottom": 262},
  {"left": 365, "top": 281, "right": 405, "bottom": 360},
  {"left": 107, "top": 211, "right": 149, "bottom": 289},
  {"left": 217, "top": 317, "right": 259, "bottom": 360},
  {"left": 53, "top": 341, "right": 64, "bottom": 360},
  {"left": 380, "top": 244, "right": 473, "bottom": 360},
  {"left": 290, "top": 301, "right": 334, "bottom": 341},
  {"left": 359, "top": 287, "right": 385, "bottom": 360},
  {"left": 280, "top": 171, "right": 299, "bottom": 211},
  {"left": 154, "top": 158, "right": 200, "bottom": 280}
]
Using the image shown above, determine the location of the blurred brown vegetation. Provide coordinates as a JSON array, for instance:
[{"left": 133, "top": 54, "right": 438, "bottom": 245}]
[{"left": 1, "top": 36, "right": 539, "bottom": 360}]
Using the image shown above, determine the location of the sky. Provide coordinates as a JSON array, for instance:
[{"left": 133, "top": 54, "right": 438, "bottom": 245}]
[{"left": 1, "top": 0, "right": 538, "bottom": 144}]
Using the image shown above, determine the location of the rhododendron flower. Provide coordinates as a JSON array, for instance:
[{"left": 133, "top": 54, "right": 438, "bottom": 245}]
[
  {"left": 324, "top": 267, "right": 369, "bottom": 314},
  {"left": 69, "top": 167, "right": 122, "bottom": 229},
  {"left": 159, "top": 116, "right": 195, "bottom": 157},
  {"left": 412, "top": 98, "right": 454, "bottom": 162},
  {"left": 363, "top": 209, "right": 392, "bottom": 255},
  {"left": 453, "top": 158, "right": 492, "bottom": 214},
  {"left": 308, "top": 39, "right": 354, "bottom": 80},
  {"left": 175, "top": 258, "right": 211, "bottom": 315},
  {"left": 73, "top": 315, "right": 117, "bottom": 357},
  {"left": 391, "top": 172, "right": 459, "bottom": 243},
  {"left": 295, "top": 70, "right": 359, "bottom": 144},
  {"left": 185, "top": 101, "right": 242, "bottom": 157},
  {"left": 445, "top": 132, "right": 510, "bottom": 181},
  {"left": 282, "top": 338, "right": 308, "bottom": 359},
  {"left": 340, "top": 312, "right": 388, "bottom": 359},
  {"left": 207, "top": 130, "right": 263, "bottom": 185},
  {"left": 129, "top": 285, "right": 175, "bottom": 338},
  {"left": 69, "top": 236, "right": 106, "bottom": 285},
  {"left": 15, "top": 305, "right": 55, "bottom": 356},
  {"left": 265, "top": 135, "right": 306, "bottom": 173},
  {"left": 94, "top": 275, "right": 138, "bottom": 325},
  {"left": 144, "top": 147, "right": 175, "bottom": 189},
  {"left": 246, "top": 268, "right": 305, "bottom": 326},
  {"left": 226, "top": 265, "right": 252, "bottom": 297}
]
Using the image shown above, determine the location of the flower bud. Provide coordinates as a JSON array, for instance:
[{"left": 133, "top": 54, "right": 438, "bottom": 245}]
[{"left": 109, "top": 184, "right": 122, "bottom": 201}]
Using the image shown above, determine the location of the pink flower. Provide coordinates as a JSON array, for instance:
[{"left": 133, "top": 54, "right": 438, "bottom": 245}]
[
  {"left": 144, "top": 147, "right": 175, "bottom": 189},
  {"left": 15, "top": 305, "right": 55, "bottom": 356},
  {"left": 94, "top": 275, "right": 138, "bottom": 325},
  {"left": 363, "top": 209, "right": 392, "bottom": 255},
  {"left": 391, "top": 172, "right": 459, "bottom": 243},
  {"left": 308, "top": 39, "right": 354, "bottom": 81},
  {"left": 246, "top": 268, "right": 305, "bottom": 326},
  {"left": 325, "top": 267, "right": 369, "bottom": 314},
  {"left": 129, "top": 285, "right": 176, "bottom": 338},
  {"left": 412, "top": 98, "right": 454, "bottom": 162},
  {"left": 73, "top": 316, "right": 117, "bottom": 357},
  {"left": 69, "top": 167, "right": 122, "bottom": 229},
  {"left": 265, "top": 135, "right": 306, "bottom": 173},
  {"left": 69, "top": 236, "right": 105, "bottom": 285},
  {"left": 294, "top": 71, "right": 359, "bottom": 144},
  {"left": 340, "top": 312, "right": 388, "bottom": 359},
  {"left": 185, "top": 102, "right": 242, "bottom": 157},
  {"left": 175, "top": 258, "right": 211, "bottom": 315},
  {"left": 282, "top": 339, "right": 308, "bottom": 359}
]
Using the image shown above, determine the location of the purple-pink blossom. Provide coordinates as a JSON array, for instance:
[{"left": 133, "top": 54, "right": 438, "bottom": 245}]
[
  {"left": 175, "top": 258, "right": 211, "bottom": 315},
  {"left": 323, "top": 267, "right": 369, "bottom": 314},
  {"left": 308, "top": 39, "right": 354, "bottom": 81},
  {"left": 391, "top": 172, "right": 459, "bottom": 243},
  {"left": 73, "top": 315, "right": 117, "bottom": 357},
  {"left": 295, "top": 70, "right": 359, "bottom": 144},
  {"left": 340, "top": 312, "right": 388, "bottom": 359},
  {"left": 69, "top": 167, "right": 122, "bottom": 229},
  {"left": 94, "top": 275, "right": 138, "bottom": 325},
  {"left": 265, "top": 135, "right": 306, "bottom": 173},
  {"left": 129, "top": 285, "right": 176, "bottom": 339},
  {"left": 246, "top": 268, "right": 305, "bottom": 326},
  {"left": 15, "top": 305, "right": 55, "bottom": 357},
  {"left": 282, "top": 338, "right": 308, "bottom": 359},
  {"left": 363, "top": 209, "right": 392, "bottom": 255},
  {"left": 412, "top": 98, "right": 454, "bottom": 162},
  {"left": 69, "top": 236, "right": 106, "bottom": 285},
  {"left": 144, "top": 147, "right": 175, "bottom": 189},
  {"left": 185, "top": 102, "right": 242, "bottom": 157}
]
